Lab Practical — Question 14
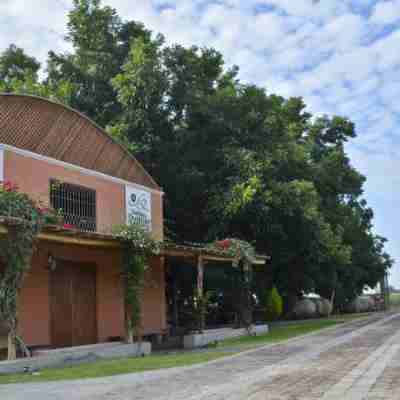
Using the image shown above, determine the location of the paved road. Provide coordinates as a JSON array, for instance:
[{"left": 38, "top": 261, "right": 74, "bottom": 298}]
[{"left": 2, "top": 312, "right": 400, "bottom": 400}]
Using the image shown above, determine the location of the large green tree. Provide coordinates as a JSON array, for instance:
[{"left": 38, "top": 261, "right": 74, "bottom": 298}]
[
  {"left": 46, "top": 0, "right": 152, "bottom": 127},
  {"left": 0, "top": 0, "right": 392, "bottom": 310}
]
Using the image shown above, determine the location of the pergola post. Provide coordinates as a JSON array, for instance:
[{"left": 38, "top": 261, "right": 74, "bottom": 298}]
[
  {"left": 196, "top": 255, "right": 205, "bottom": 331},
  {"left": 197, "top": 255, "right": 204, "bottom": 297}
]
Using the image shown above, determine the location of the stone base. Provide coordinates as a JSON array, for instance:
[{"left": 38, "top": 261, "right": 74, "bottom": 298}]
[
  {"left": 183, "top": 325, "right": 269, "bottom": 349},
  {"left": 0, "top": 341, "right": 151, "bottom": 375}
]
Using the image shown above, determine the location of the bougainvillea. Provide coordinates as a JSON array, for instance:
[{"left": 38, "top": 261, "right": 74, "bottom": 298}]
[
  {"left": 0, "top": 182, "right": 41, "bottom": 359},
  {"left": 0, "top": 181, "right": 62, "bottom": 360},
  {"left": 211, "top": 238, "right": 257, "bottom": 267},
  {"left": 112, "top": 223, "right": 161, "bottom": 343},
  {"left": 209, "top": 238, "right": 257, "bottom": 330}
]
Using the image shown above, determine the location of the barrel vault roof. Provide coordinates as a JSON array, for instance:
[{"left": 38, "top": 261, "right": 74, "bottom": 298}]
[{"left": 0, "top": 94, "right": 160, "bottom": 190}]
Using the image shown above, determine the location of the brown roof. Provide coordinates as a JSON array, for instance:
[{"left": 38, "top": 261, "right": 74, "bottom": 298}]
[{"left": 0, "top": 94, "right": 160, "bottom": 190}]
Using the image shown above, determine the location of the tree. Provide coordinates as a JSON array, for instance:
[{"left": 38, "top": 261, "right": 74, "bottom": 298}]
[
  {"left": 0, "top": 45, "right": 40, "bottom": 86},
  {"left": 46, "top": 0, "right": 152, "bottom": 127},
  {"left": 0, "top": 0, "right": 391, "bottom": 313},
  {"left": 0, "top": 45, "right": 73, "bottom": 103}
]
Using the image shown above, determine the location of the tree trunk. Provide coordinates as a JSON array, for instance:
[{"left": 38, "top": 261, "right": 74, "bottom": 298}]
[
  {"left": 125, "top": 315, "right": 134, "bottom": 344},
  {"left": 330, "top": 289, "right": 336, "bottom": 315},
  {"left": 7, "top": 331, "right": 16, "bottom": 360}
]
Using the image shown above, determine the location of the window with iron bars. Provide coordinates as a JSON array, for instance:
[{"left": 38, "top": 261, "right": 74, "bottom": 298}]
[{"left": 50, "top": 180, "right": 97, "bottom": 232}]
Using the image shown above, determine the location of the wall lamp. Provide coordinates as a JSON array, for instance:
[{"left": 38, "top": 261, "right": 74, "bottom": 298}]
[{"left": 47, "top": 253, "right": 57, "bottom": 272}]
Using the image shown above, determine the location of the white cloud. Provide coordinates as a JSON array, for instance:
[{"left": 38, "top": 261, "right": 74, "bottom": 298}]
[{"left": 370, "top": 0, "right": 400, "bottom": 24}]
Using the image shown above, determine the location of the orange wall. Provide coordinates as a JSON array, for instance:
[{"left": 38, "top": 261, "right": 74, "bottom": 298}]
[
  {"left": 142, "top": 257, "right": 167, "bottom": 334},
  {"left": 18, "top": 242, "right": 166, "bottom": 347},
  {"left": 3, "top": 149, "right": 163, "bottom": 240}
]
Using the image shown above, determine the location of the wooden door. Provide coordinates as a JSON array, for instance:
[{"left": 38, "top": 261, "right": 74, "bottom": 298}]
[
  {"left": 72, "top": 266, "right": 97, "bottom": 346},
  {"left": 50, "top": 260, "right": 97, "bottom": 347}
]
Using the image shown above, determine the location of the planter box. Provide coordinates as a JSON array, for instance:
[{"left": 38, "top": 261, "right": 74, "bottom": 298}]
[
  {"left": 183, "top": 324, "right": 269, "bottom": 349},
  {"left": 0, "top": 341, "right": 151, "bottom": 375}
]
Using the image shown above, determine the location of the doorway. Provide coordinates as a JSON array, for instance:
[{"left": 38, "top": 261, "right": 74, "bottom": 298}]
[{"left": 50, "top": 260, "right": 97, "bottom": 347}]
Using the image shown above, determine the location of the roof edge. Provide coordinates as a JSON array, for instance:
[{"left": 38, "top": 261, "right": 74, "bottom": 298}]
[{"left": 0, "top": 93, "right": 162, "bottom": 191}]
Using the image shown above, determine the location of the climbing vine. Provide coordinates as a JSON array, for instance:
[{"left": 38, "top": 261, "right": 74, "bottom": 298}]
[
  {"left": 112, "top": 223, "right": 161, "bottom": 343},
  {"left": 0, "top": 181, "right": 59, "bottom": 360},
  {"left": 210, "top": 238, "right": 257, "bottom": 267},
  {"left": 209, "top": 238, "right": 257, "bottom": 330}
]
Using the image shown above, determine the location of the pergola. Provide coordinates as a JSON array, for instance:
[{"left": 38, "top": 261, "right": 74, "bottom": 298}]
[
  {"left": 0, "top": 217, "right": 268, "bottom": 332},
  {"left": 161, "top": 241, "right": 267, "bottom": 298}
]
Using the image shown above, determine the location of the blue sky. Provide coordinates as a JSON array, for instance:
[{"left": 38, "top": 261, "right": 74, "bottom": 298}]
[{"left": 1, "top": 0, "right": 399, "bottom": 286}]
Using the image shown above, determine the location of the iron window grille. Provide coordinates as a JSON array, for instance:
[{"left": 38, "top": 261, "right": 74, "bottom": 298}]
[{"left": 50, "top": 180, "right": 97, "bottom": 232}]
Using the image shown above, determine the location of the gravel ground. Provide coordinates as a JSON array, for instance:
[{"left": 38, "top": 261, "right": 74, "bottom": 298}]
[{"left": 1, "top": 312, "right": 400, "bottom": 400}]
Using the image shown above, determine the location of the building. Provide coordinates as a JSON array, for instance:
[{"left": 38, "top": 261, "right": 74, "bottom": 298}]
[
  {"left": 0, "top": 94, "right": 166, "bottom": 349},
  {"left": 0, "top": 94, "right": 267, "bottom": 352}
]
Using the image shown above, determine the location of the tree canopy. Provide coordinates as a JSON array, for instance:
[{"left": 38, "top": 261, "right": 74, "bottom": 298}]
[{"left": 0, "top": 0, "right": 393, "bottom": 309}]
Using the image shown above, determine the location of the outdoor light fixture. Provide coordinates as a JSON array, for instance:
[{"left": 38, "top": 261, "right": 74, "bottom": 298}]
[{"left": 47, "top": 253, "right": 57, "bottom": 272}]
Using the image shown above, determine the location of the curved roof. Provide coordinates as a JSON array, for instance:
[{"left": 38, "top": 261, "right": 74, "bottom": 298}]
[{"left": 0, "top": 94, "right": 160, "bottom": 190}]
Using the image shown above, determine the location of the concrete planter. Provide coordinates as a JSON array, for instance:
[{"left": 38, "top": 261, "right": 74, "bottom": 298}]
[
  {"left": 0, "top": 341, "right": 151, "bottom": 375},
  {"left": 183, "top": 325, "right": 269, "bottom": 349}
]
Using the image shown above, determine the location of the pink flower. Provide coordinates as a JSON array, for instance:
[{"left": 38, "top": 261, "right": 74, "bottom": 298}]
[
  {"left": 63, "top": 223, "right": 74, "bottom": 230},
  {"left": 2, "top": 180, "right": 16, "bottom": 192},
  {"left": 217, "top": 239, "right": 231, "bottom": 249}
]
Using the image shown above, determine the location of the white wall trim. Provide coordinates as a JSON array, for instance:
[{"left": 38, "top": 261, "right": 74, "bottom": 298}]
[{"left": 0, "top": 143, "right": 164, "bottom": 195}]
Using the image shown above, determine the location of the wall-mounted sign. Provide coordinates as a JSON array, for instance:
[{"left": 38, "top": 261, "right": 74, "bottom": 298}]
[{"left": 125, "top": 185, "right": 152, "bottom": 231}]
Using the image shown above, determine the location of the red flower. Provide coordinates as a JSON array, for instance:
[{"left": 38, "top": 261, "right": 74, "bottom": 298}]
[
  {"left": 217, "top": 239, "right": 231, "bottom": 249},
  {"left": 2, "top": 180, "right": 15, "bottom": 192},
  {"left": 63, "top": 223, "right": 74, "bottom": 230}
]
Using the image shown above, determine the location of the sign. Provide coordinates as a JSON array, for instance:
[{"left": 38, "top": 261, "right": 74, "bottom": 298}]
[{"left": 125, "top": 185, "right": 152, "bottom": 231}]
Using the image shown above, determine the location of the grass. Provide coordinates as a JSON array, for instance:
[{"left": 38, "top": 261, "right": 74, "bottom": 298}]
[
  {"left": 0, "top": 351, "right": 233, "bottom": 385},
  {"left": 0, "top": 314, "right": 366, "bottom": 385},
  {"left": 390, "top": 293, "right": 400, "bottom": 307},
  {"left": 211, "top": 316, "right": 360, "bottom": 349}
]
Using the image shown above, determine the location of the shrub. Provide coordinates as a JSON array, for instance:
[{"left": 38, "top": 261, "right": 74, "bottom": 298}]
[{"left": 265, "top": 287, "right": 283, "bottom": 321}]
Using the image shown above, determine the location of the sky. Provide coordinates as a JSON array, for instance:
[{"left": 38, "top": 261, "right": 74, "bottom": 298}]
[{"left": 0, "top": 0, "right": 399, "bottom": 286}]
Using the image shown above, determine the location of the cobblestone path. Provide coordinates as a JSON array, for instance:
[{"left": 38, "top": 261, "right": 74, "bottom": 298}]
[{"left": 2, "top": 312, "right": 400, "bottom": 400}]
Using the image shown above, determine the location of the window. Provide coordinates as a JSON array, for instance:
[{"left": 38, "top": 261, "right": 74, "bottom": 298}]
[{"left": 50, "top": 180, "right": 96, "bottom": 232}]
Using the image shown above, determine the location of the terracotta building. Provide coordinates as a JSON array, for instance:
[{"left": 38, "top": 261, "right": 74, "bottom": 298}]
[
  {"left": 0, "top": 94, "right": 166, "bottom": 348},
  {"left": 0, "top": 94, "right": 267, "bottom": 351}
]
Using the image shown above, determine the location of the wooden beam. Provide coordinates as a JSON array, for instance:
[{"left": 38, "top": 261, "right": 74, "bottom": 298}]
[
  {"left": 161, "top": 248, "right": 197, "bottom": 259},
  {"left": 201, "top": 254, "right": 235, "bottom": 263},
  {"left": 251, "top": 259, "right": 266, "bottom": 266},
  {"left": 38, "top": 232, "right": 120, "bottom": 248}
]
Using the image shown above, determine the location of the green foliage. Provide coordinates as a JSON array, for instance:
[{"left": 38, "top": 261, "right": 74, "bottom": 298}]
[
  {"left": 209, "top": 238, "right": 257, "bottom": 267},
  {"left": 184, "top": 289, "right": 213, "bottom": 333},
  {"left": 265, "top": 287, "right": 283, "bottom": 321},
  {"left": 0, "top": 45, "right": 40, "bottom": 84},
  {"left": 0, "top": 182, "right": 46, "bottom": 359},
  {"left": 112, "top": 223, "right": 160, "bottom": 342},
  {"left": 0, "top": 44, "right": 74, "bottom": 103},
  {"left": 0, "top": 0, "right": 393, "bottom": 313},
  {"left": 46, "top": 0, "right": 152, "bottom": 127}
]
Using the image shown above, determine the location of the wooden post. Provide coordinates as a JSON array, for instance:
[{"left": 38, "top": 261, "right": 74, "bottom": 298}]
[
  {"left": 197, "top": 255, "right": 204, "bottom": 297},
  {"left": 172, "top": 269, "right": 179, "bottom": 330},
  {"left": 197, "top": 255, "right": 205, "bottom": 332}
]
